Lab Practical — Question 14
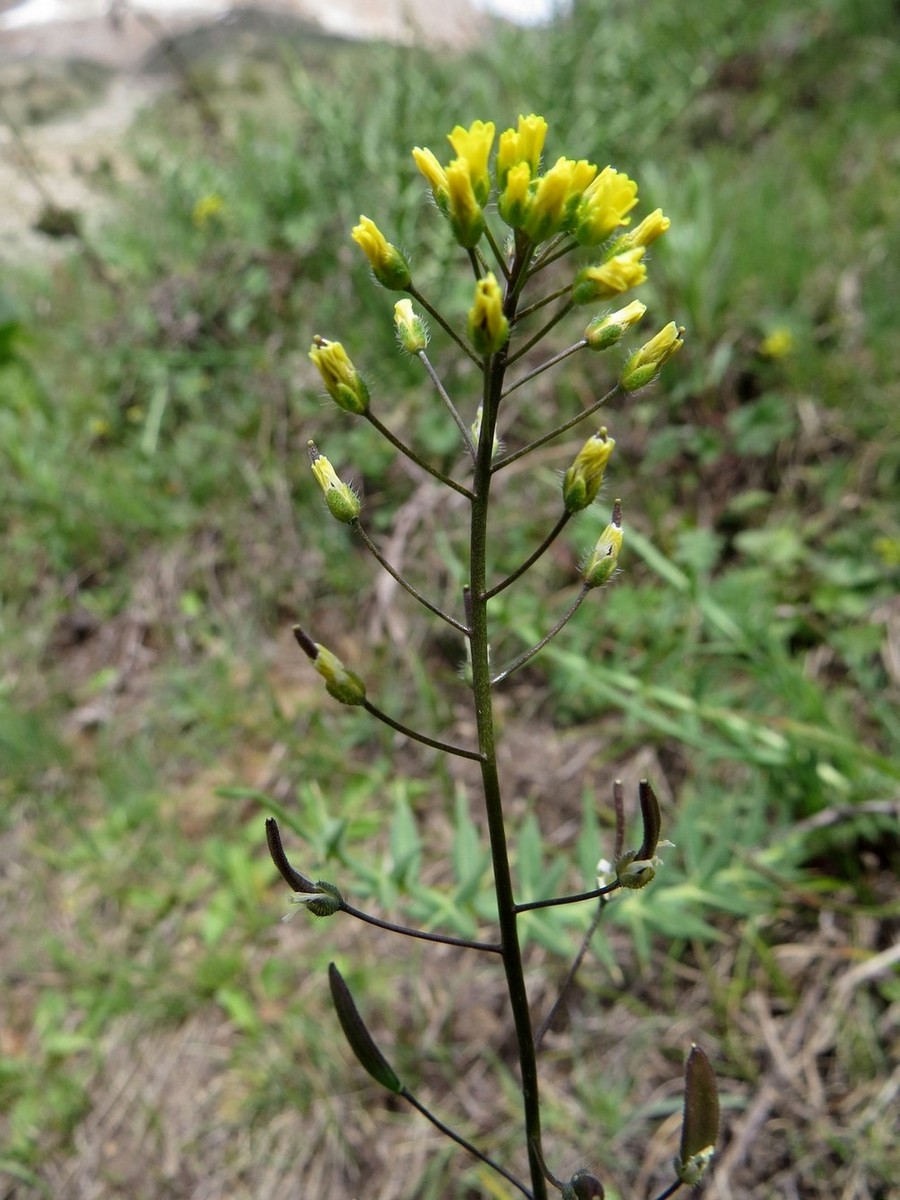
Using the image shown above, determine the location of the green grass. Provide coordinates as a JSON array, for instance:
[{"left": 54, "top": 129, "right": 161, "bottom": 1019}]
[{"left": 1, "top": 0, "right": 898, "bottom": 1196}]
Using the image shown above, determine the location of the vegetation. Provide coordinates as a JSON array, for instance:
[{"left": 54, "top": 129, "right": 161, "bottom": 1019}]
[{"left": 1, "top": 1, "right": 897, "bottom": 1197}]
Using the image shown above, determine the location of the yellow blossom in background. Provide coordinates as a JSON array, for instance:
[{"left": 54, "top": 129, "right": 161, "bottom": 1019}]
[
  {"left": 448, "top": 120, "right": 495, "bottom": 204},
  {"left": 572, "top": 248, "right": 647, "bottom": 304},
  {"left": 575, "top": 166, "right": 638, "bottom": 245},
  {"left": 192, "top": 192, "right": 225, "bottom": 228},
  {"left": 496, "top": 113, "right": 548, "bottom": 186},
  {"left": 446, "top": 158, "right": 485, "bottom": 247},
  {"left": 760, "top": 327, "right": 794, "bottom": 358}
]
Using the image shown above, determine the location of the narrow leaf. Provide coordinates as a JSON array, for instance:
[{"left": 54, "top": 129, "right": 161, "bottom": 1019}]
[{"left": 328, "top": 963, "right": 403, "bottom": 1094}]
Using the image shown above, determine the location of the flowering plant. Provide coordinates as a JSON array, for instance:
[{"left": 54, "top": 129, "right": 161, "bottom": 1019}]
[{"left": 267, "top": 115, "right": 717, "bottom": 1199}]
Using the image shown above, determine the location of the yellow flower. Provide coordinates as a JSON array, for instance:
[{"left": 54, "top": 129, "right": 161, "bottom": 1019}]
[
  {"left": 393, "top": 299, "right": 427, "bottom": 354},
  {"left": 308, "top": 440, "right": 361, "bottom": 525},
  {"left": 524, "top": 156, "right": 597, "bottom": 241},
  {"left": 496, "top": 113, "right": 548, "bottom": 186},
  {"left": 563, "top": 428, "right": 616, "bottom": 513},
  {"left": 584, "top": 299, "right": 647, "bottom": 350},
  {"left": 412, "top": 146, "right": 449, "bottom": 206},
  {"left": 574, "top": 166, "right": 639, "bottom": 245},
  {"left": 620, "top": 322, "right": 685, "bottom": 391},
  {"left": 447, "top": 120, "right": 495, "bottom": 205},
  {"left": 192, "top": 192, "right": 225, "bottom": 228},
  {"left": 572, "top": 248, "right": 647, "bottom": 304},
  {"left": 446, "top": 157, "right": 485, "bottom": 248},
  {"left": 467, "top": 273, "right": 508, "bottom": 355},
  {"left": 498, "top": 161, "right": 531, "bottom": 229},
  {"left": 351, "top": 216, "right": 411, "bottom": 290},
  {"left": 309, "top": 336, "right": 369, "bottom": 415},
  {"left": 760, "top": 327, "right": 794, "bottom": 358},
  {"left": 616, "top": 207, "right": 670, "bottom": 251}
]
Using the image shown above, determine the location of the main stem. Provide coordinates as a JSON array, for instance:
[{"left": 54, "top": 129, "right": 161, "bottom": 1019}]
[{"left": 468, "top": 315, "right": 548, "bottom": 1200}]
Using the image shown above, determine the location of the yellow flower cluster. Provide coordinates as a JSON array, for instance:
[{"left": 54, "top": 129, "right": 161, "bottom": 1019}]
[{"left": 409, "top": 114, "right": 668, "bottom": 261}]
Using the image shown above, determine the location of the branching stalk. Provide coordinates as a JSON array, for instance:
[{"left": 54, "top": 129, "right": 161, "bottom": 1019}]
[
  {"left": 365, "top": 411, "right": 474, "bottom": 499},
  {"left": 418, "top": 351, "right": 477, "bottom": 459},
  {"left": 353, "top": 519, "right": 468, "bottom": 633},
  {"left": 493, "top": 384, "right": 621, "bottom": 472},
  {"left": 484, "top": 511, "right": 572, "bottom": 600},
  {"left": 362, "top": 698, "right": 483, "bottom": 761},
  {"left": 491, "top": 584, "right": 590, "bottom": 686}
]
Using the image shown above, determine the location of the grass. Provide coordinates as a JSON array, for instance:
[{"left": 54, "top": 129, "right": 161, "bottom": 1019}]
[{"left": 1, "top": 0, "right": 898, "bottom": 1197}]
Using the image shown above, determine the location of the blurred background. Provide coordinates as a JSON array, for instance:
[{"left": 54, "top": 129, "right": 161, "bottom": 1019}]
[{"left": 1, "top": 1, "right": 897, "bottom": 1197}]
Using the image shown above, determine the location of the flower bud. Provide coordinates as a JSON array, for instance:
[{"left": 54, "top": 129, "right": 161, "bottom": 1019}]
[
  {"left": 583, "top": 499, "right": 623, "bottom": 588},
  {"left": 572, "top": 248, "right": 647, "bottom": 305},
  {"left": 393, "top": 299, "right": 428, "bottom": 354},
  {"left": 470, "top": 405, "right": 499, "bottom": 460},
  {"left": 523, "top": 156, "right": 597, "bottom": 242},
  {"left": 613, "top": 207, "right": 670, "bottom": 252},
  {"left": 620, "top": 321, "right": 684, "bottom": 391},
  {"left": 496, "top": 113, "right": 547, "bottom": 188},
  {"left": 574, "top": 165, "right": 639, "bottom": 245},
  {"left": 309, "top": 336, "right": 369, "bottom": 415},
  {"left": 467, "top": 273, "right": 508, "bottom": 355},
  {"left": 447, "top": 119, "right": 495, "bottom": 206},
  {"left": 285, "top": 880, "right": 343, "bottom": 919},
  {"left": 498, "top": 161, "right": 531, "bottom": 229},
  {"left": 446, "top": 157, "right": 485, "bottom": 248},
  {"left": 293, "top": 625, "right": 367, "bottom": 706},
  {"left": 351, "top": 216, "right": 411, "bottom": 290},
  {"left": 563, "top": 428, "right": 616, "bottom": 513},
  {"left": 584, "top": 300, "right": 647, "bottom": 351},
  {"left": 412, "top": 145, "right": 449, "bottom": 209},
  {"left": 308, "top": 440, "right": 361, "bottom": 525}
]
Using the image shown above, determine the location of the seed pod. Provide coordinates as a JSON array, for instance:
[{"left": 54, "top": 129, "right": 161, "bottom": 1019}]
[
  {"left": 675, "top": 1044, "right": 720, "bottom": 1186},
  {"left": 328, "top": 963, "right": 403, "bottom": 1094}
]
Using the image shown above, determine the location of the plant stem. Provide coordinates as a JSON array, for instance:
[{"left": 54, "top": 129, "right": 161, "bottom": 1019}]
[
  {"left": 407, "top": 283, "right": 480, "bottom": 366},
  {"left": 365, "top": 411, "right": 474, "bottom": 499},
  {"left": 362, "top": 698, "right": 483, "bottom": 761},
  {"left": 533, "top": 899, "right": 607, "bottom": 1051},
  {"left": 484, "top": 511, "right": 572, "bottom": 600},
  {"left": 339, "top": 901, "right": 502, "bottom": 953},
  {"left": 502, "top": 339, "right": 586, "bottom": 399},
  {"left": 401, "top": 1088, "right": 533, "bottom": 1199},
  {"left": 491, "top": 585, "right": 590, "bottom": 686},
  {"left": 418, "top": 351, "right": 477, "bottom": 459},
  {"left": 493, "top": 384, "right": 621, "bottom": 473},
  {"left": 352, "top": 520, "right": 468, "bottom": 633},
  {"left": 469, "top": 295, "right": 548, "bottom": 1200},
  {"left": 515, "top": 882, "right": 619, "bottom": 913}
]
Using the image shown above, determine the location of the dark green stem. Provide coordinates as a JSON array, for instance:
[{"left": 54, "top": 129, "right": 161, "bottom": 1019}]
[
  {"left": 407, "top": 283, "right": 480, "bottom": 366},
  {"left": 468, "top": 270, "right": 548, "bottom": 1200},
  {"left": 401, "top": 1088, "right": 533, "bottom": 1199},
  {"left": 515, "top": 882, "right": 619, "bottom": 914},
  {"left": 362, "top": 698, "right": 483, "bottom": 761},
  {"left": 493, "top": 384, "right": 621, "bottom": 473},
  {"left": 507, "top": 298, "right": 575, "bottom": 366},
  {"left": 353, "top": 520, "right": 468, "bottom": 633},
  {"left": 485, "top": 511, "right": 572, "bottom": 600},
  {"left": 365, "top": 411, "right": 474, "bottom": 499},
  {"left": 418, "top": 351, "right": 476, "bottom": 459},
  {"left": 339, "top": 901, "right": 502, "bottom": 953},
  {"left": 503, "top": 340, "right": 586, "bottom": 399},
  {"left": 491, "top": 585, "right": 590, "bottom": 686},
  {"left": 533, "top": 899, "right": 608, "bottom": 1051}
]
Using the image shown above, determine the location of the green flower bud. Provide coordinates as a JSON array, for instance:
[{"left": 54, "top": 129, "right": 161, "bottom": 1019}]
[
  {"left": 583, "top": 499, "right": 623, "bottom": 588},
  {"left": 393, "top": 298, "right": 428, "bottom": 354},
  {"left": 584, "top": 300, "right": 647, "bottom": 351},
  {"left": 563, "top": 428, "right": 616, "bottom": 513},
  {"left": 620, "top": 322, "right": 685, "bottom": 391},
  {"left": 285, "top": 880, "right": 343, "bottom": 919},
  {"left": 309, "top": 335, "right": 370, "bottom": 415},
  {"left": 446, "top": 157, "right": 485, "bottom": 248},
  {"left": 308, "top": 440, "right": 361, "bottom": 525},
  {"left": 293, "top": 625, "right": 367, "bottom": 706}
]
